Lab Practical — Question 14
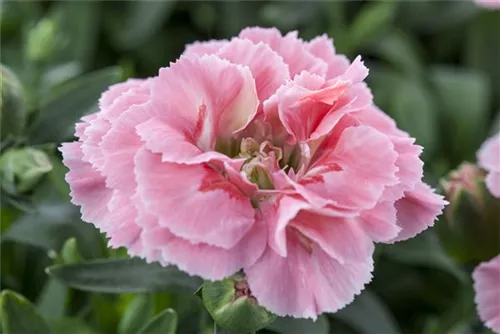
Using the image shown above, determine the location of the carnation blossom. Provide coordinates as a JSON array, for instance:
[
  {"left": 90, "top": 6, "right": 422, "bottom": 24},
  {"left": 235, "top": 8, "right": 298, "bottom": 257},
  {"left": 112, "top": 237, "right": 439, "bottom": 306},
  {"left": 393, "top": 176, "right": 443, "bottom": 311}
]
[
  {"left": 473, "top": 255, "right": 500, "bottom": 333},
  {"left": 477, "top": 133, "right": 500, "bottom": 198},
  {"left": 474, "top": 0, "right": 500, "bottom": 9},
  {"left": 61, "top": 27, "right": 447, "bottom": 319}
]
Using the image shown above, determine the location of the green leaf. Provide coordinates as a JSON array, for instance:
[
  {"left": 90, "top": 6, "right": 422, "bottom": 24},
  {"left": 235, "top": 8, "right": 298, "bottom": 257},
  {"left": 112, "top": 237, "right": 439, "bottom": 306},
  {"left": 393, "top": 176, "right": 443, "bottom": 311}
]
[
  {"left": 260, "top": 2, "right": 320, "bottom": 32},
  {"left": 47, "top": 257, "right": 203, "bottom": 294},
  {"left": 29, "top": 66, "right": 122, "bottom": 144},
  {"left": 2, "top": 201, "right": 101, "bottom": 259},
  {"left": 267, "top": 316, "right": 329, "bottom": 334},
  {"left": 397, "top": 1, "right": 478, "bottom": 33},
  {"left": 49, "top": 2, "right": 101, "bottom": 68},
  {"left": 347, "top": 1, "right": 397, "bottom": 53},
  {"left": 465, "top": 11, "right": 500, "bottom": 108},
  {"left": 0, "top": 290, "right": 51, "bottom": 334},
  {"left": 374, "top": 30, "right": 423, "bottom": 76},
  {"left": 383, "top": 231, "right": 466, "bottom": 282},
  {"left": 49, "top": 318, "right": 97, "bottom": 334},
  {"left": 202, "top": 277, "right": 276, "bottom": 333},
  {"left": 36, "top": 278, "right": 68, "bottom": 320},
  {"left": 110, "top": 1, "right": 176, "bottom": 50},
  {"left": 334, "top": 291, "right": 400, "bottom": 334},
  {"left": 137, "top": 308, "right": 178, "bottom": 334},
  {"left": 0, "top": 64, "right": 27, "bottom": 139},
  {"left": 389, "top": 77, "right": 438, "bottom": 157},
  {"left": 430, "top": 67, "right": 490, "bottom": 162},
  {"left": 117, "top": 294, "right": 153, "bottom": 334}
]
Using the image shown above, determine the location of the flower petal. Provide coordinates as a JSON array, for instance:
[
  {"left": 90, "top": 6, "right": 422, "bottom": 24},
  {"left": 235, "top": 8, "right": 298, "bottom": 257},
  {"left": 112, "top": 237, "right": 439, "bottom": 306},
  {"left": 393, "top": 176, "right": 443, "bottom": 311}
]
[
  {"left": 356, "top": 201, "right": 401, "bottom": 242},
  {"left": 135, "top": 148, "right": 255, "bottom": 249},
  {"left": 151, "top": 55, "right": 259, "bottom": 151},
  {"left": 302, "top": 125, "right": 398, "bottom": 211},
  {"left": 183, "top": 39, "right": 229, "bottom": 57},
  {"left": 292, "top": 210, "right": 374, "bottom": 264},
  {"left": 239, "top": 27, "right": 327, "bottom": 78},
  {"left": 388, "top": 182, "right": 448, "bottom": 243},
  {"left": 306, "top": 34, "right": 350, "bottom": 79},
  {"left": 99, "top": 79, "right": 147, "bottom": 110},
  {"left": 478, "top": 133, "right": 500, "bottom": 197},
  {"left": 217, "top": 38, "right": 290, "bottom": 104},
  {"left": 141, "top": 215, "right": 266, "bottom": 280},
  {"left": 473, "top": 255, "right": 500, "bottom": 333},
  {"left": 59, "top": 142, "right": 112, "bottom": 228},
  {"left": 245, "top": 237, "right": 373, "bottom": 319}
]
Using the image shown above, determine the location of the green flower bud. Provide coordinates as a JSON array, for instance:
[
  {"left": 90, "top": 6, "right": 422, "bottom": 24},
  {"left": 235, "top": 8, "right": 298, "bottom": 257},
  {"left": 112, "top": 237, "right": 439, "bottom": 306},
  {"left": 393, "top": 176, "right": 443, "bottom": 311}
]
[
  {"left": 202, "top": 275, "right": 276, "bottom": 333},
  {"left": 0, "top": 148, "right": 53, "bottom": 194},
  {"left": 437, "top": 163, "right": 500, "bottom": 265},
  {"left": 1, "top": 64, "right": 27, "bottom": 138},
  {"left": 26, "top": 18, "right": 57, "bottom": 62}
]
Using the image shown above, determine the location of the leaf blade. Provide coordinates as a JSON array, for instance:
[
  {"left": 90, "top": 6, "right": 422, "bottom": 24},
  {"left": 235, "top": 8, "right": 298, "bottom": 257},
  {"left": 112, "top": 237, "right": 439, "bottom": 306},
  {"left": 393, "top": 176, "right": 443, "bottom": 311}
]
[{"left": 46, "top": 258, "right": 203, "bottom": 294}]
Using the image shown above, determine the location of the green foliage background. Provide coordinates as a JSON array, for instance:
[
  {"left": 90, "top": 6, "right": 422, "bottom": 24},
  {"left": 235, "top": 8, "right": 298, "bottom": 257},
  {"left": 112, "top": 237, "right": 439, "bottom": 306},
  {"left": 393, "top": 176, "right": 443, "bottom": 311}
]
[{"left": 1, "top": 1, "right": 499, "bottom": 333}]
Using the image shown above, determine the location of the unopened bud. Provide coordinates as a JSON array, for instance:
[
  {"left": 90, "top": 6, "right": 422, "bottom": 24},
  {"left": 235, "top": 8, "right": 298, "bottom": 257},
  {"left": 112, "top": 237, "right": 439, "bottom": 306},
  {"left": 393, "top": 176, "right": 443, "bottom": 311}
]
[
  {"left": 0, "top": 148, "right": 53, "bottom": 194},
  {"left": 438, "top": 163, "right": 500, "bottom": 264},
  {"left": 441, "top": 163, "right": 485, "bottom": 222},
  {"left": 202, "top": 275, "right": 276, "bottom": 333},
  {"left": 1, "top": 64, "right": 27, "bottom": 138}
]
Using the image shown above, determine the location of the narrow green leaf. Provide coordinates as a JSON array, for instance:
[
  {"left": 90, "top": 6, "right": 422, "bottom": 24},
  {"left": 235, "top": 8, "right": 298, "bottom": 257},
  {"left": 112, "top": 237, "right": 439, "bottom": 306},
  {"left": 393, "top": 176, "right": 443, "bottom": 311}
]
[
  {"left": 397, "top": 1, "right": 478, "bottom": 33},
  {"left": 137, "top": 308, "right": 178, "bottom": 334},
  {"left": 348, "top": 1, "right": 397, "bottom": 52},
  {"left": 267, "top": 316, "right": 329, "bottom": 334},
  {"left": 334, "top": 291, "right": 400, "bottom": 334},
  {"left": 0, "top": 290, "right": 51, "bottom": 334},
  {"left": 49, "top": 318, "right": 97, "bottom": 334},
  {"left": 117, "top": 294, "right": 153, "bottom": 334},
  {"left": 36, "top": 278, "right": 68, "bottom": 320},
  {"left": 390, "top": 78, "right": 438, "bottom": 157},
  {"left": 47, "top": 258, "right": 203, "bottom": 293},
  {"left": 110, "top": 1, "right": 176, "bottom": 50},
  {"left": 374, "top": 31, "right": 423, "bottom": 76},
  {"left": 430, "top": 66, "right": 489, "bottom": 162},
  {"left": 29, "top": 66, "right": 122, "bottom": 144},
  {"left": 465, "top": 12, "right": 500, "bottom": 108},
  {"left": 383, "top": 231, "right": 466, "bottom": 282},
  {"left": 49, "top": 2, "right": 101, "bottom": 68}
]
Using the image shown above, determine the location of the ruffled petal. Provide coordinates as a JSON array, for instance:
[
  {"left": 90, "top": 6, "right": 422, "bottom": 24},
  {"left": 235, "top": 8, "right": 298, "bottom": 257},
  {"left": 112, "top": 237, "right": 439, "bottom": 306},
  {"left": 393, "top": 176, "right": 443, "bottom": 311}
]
[
  {"left": 183, "top": 40, "right": 229, "bottom": 57},
  {"left": 99, "top": 79, "right": 147, "bottom": 110},
  {"left": 478, "top": 133, "right": 500, "bottom": 197},
  {"left": 306, "top": 34, "right": 350, "bottom": 79},
  {"left": 135, "top": 148, "right": 255, "bottom": 249},
  {"left": 59, "top": 142, "right": 112, "bottom": 228},
  {"left": 301, "top": 125, "right": 398, "bottom": 211},
  {"left": 216, "top": 38, "right": 290, "bottom": 104},
  {"left": 151, "top": 55, "right": 259, "bottom": 151},
  {"left": 245, "top": 236, "right": 373, "bottom": 319},
  {"left": 239, "top": 27, "right": 327, "bottom": 78},
  {"left": 355, "top": 201, "right": 401, "bottom": 242},
  {"left": 388, "top": 182, "right": 448, "bottom": 243},
  {"left": 473, "top": 255, "right": 500, "bottom": 333},
  {"left": 141, "top": 213, "right": 266, "bottom": 280}
]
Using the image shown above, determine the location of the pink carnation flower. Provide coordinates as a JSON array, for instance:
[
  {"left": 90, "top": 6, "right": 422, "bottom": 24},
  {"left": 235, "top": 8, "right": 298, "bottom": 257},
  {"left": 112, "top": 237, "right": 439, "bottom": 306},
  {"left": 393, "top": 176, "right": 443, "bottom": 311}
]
[
  {"left": 475, "top": 0, "right": 500, "bottom": 9},
  {"left": 60, "top": 27, "right": 447, "bottom": 319},
  {"left": 473, "top": 255, "right": 500, "bottom": 333},
  {"left": 478, "top": 133, "right": 500, "bottom": 198}
]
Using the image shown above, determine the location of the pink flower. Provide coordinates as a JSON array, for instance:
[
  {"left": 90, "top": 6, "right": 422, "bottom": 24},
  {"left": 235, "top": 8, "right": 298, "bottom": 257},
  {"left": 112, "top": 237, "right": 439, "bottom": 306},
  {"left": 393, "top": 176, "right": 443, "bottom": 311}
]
[
  {"left": 475, "top": 0, "right": 500, "bottom": 9},
  {"left": 473, "top": 255, "right": 500, "bottom": 333},
  {"left": 60, "top": 27, "right": 447, "bottom": 319},
  {"left": 478, "top": 133, "right": 500, "bottom": 197}
]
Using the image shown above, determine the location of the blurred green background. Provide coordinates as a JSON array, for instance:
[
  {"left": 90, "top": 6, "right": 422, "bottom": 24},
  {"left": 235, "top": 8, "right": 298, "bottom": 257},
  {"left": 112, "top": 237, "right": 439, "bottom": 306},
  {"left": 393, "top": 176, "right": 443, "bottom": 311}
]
[{"left": 1, "top": 1, "right": 499, "bottom": 334}]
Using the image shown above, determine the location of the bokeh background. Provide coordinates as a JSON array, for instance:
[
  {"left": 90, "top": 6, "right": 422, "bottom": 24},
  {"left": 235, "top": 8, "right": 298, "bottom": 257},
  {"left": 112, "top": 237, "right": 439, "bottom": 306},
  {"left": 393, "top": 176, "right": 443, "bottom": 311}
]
[{"left": 1, "top": 1, "right": 499, "bottom": 334}]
